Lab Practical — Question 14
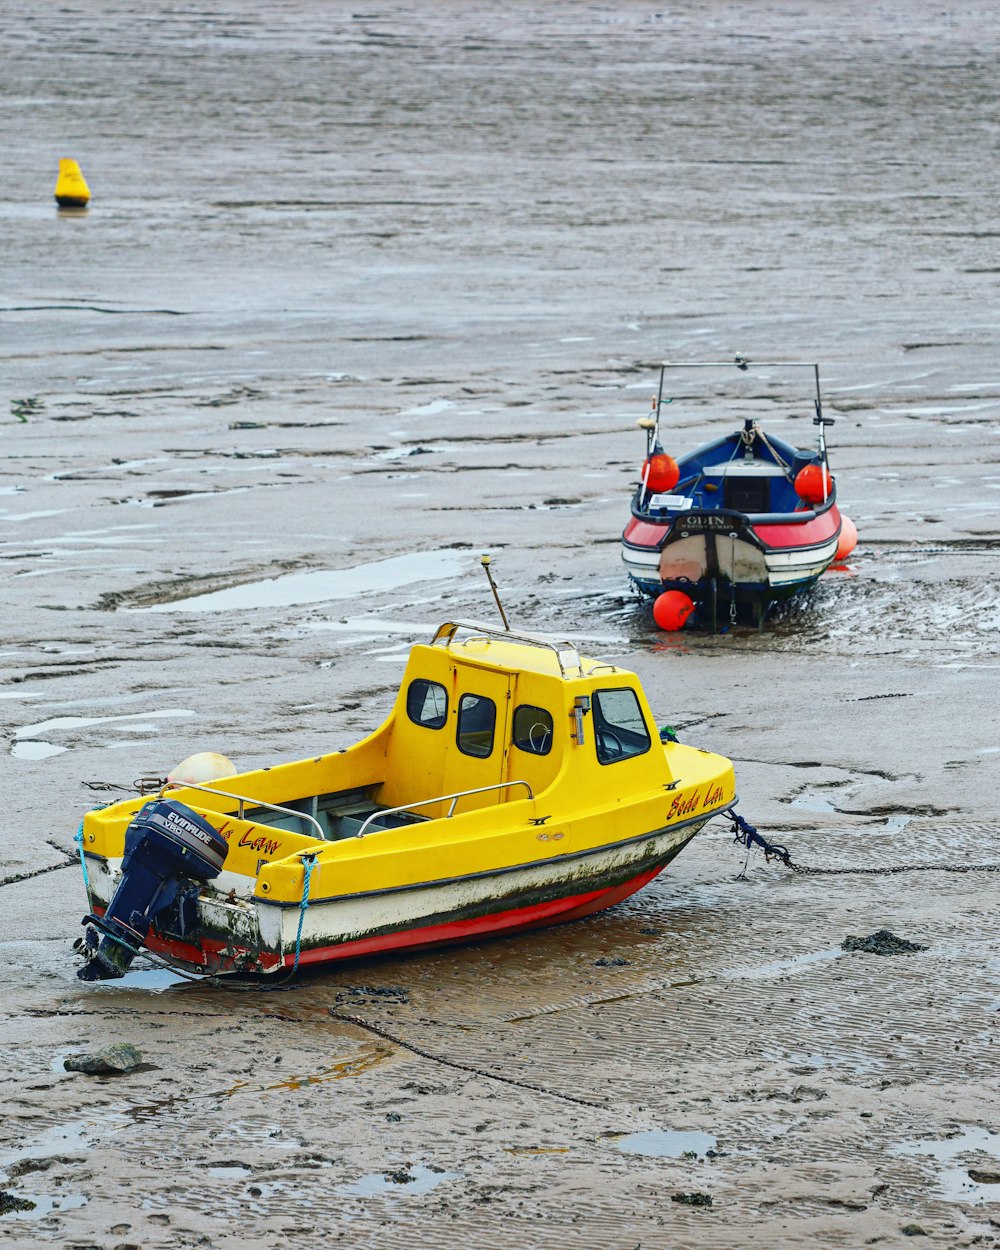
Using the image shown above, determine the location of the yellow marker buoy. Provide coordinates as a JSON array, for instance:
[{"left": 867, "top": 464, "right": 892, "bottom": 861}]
[{"left": 54, "top": 158, "right": 91, "bottom": 207}]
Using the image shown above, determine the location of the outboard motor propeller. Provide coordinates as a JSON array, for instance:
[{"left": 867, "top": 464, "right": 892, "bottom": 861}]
[{"left": 78, "top": 798, "right": 228, "bottom": 981}]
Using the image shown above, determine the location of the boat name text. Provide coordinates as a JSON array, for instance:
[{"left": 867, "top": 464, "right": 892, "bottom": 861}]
[
  {"left": 681, "top": 515, "right": 740, "bottom": 532},
  {"left": 238, "top": 829, "right": 283, "bottom": 858},
  {"left": 217, "top": 821, "right": 283, "bottom": 859},
  {"left": 666, "top": 783, "right": 728, "bottom": 821}
]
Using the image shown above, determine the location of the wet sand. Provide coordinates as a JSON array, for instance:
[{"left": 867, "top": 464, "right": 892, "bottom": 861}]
[{"left": 2, "top": 2, "right": 999, "bottom": 1247}]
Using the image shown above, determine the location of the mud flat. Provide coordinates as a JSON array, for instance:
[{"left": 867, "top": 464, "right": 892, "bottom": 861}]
[{"left": 2, "top": 2, "right": 999, "bottom": 1247}]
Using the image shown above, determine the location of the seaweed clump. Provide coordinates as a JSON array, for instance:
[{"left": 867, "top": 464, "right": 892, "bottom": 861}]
[{"left": 841, "top": 930, "right": 927, "bottom": 956}]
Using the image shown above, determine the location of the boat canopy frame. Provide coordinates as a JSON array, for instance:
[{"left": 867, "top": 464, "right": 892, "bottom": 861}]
[
  {"left": 646, "top": 356, "right": 825, "bottom": 446},
  {"left": 431, "top": 620, "right": 584, "bottom": 678}
]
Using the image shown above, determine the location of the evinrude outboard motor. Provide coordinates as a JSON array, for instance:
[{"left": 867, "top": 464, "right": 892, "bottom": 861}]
[{"left": 77, "top": 798, "right": 228, "bottom": 981}]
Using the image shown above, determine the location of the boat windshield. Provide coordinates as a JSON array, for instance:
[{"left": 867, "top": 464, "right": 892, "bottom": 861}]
[{"left": 592, "top": 688, "right": 651, "bottom": 764}]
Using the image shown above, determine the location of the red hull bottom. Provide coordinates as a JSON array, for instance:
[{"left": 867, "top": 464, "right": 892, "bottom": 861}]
[{"left": 139, "top": 861, "right": 667, "bottom": 975}]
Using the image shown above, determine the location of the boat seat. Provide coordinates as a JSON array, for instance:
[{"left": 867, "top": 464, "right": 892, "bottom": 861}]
[
  {"left": 243, "top": 786, "right": 431, "bottom": 841},
  {"left": 333, "top": 807, "right": 429, "bottom": 838}
]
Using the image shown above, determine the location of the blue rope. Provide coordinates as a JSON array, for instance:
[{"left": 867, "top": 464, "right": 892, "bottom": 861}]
[
  {"left": 290, "top": 853, "right": 318, "bottom": 976},
  {"left": 729, "top": 812, "right": 792, "bottom": 867},
  {"left": 74, "top": 819, "right": 93, "bottom": 910}
]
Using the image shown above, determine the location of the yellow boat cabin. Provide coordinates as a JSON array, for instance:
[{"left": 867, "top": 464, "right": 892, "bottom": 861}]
[{"left": 76, "top": 621, "right": 736, "bottom": 979}]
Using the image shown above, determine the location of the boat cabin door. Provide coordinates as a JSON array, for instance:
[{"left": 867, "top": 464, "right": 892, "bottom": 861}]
[{"left": 440, "top": 665, "right": 513, "bottom": 816}]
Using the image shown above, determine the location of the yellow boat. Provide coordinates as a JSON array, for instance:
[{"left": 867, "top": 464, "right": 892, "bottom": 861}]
[{"left": 75, "top": 621, "right": 736, "bottom": 980}]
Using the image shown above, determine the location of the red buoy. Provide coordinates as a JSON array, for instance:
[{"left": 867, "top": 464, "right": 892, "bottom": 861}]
[
  {"left": 835, "top": 514, "right": 858, "bottom": 561},
  {"left": 653, "top": 589, "right": 695, "bottom": 631},
  {"left": 643, "top": 453, "right": 680, "bottom": 494},
  {"left": 794, "top": 463, "right": 833, "bottom": 503}
]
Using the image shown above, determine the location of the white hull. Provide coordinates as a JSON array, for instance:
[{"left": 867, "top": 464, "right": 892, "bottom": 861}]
[{"left": 622, "top": 532, "right": 838, "bottom": 593}]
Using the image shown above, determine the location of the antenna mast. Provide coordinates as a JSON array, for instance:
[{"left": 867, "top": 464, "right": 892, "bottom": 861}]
[{"left": 480, "top": 554, "right": 510, "bottom": 631}]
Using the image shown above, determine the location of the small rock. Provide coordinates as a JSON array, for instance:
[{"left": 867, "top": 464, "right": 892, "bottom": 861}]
[
  {"left": 671, "top": 1191, "right": 713, "bottom": 1207},
  {"left": 901, "top": 1224, "right": 928, "bottom": 1237},
  {"left": 64, "top": 1043, "right": 142, "bottom": 1075},
  {"left": 842, "top": 930, "right": 927, "bottom": 956},
  {"left": 594, "top": 957, "right": 631, "bottom": 967},
  {"left": 968, "top": 1167, "right": 1000, "bottom": 1184},
  {"left": 385, "top": 1169, "right": 413, "bottom": 1184}
]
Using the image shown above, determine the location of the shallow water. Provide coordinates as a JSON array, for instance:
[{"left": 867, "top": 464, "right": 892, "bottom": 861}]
[{"left": 614, "top": 1128, "right": 717, "bottom": 1159}]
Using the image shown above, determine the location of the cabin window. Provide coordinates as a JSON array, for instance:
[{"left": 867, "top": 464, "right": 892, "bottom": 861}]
[
  {"left": 456, "top": 693, "right": 496, "bottom": 758},
  {"left": 592, "top": 688, "right": 651, "bottom": 765},
  {"left": 406, "top": 679, "right": 448, "bottom": 729},
  {"left": 512, "top": 705, "right": 554, "bottom": 756}
]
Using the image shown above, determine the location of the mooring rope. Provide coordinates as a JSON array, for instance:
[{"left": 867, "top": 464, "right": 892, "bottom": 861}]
[{"left": 328, "top": 1008, "right": 609, "bottom": 1110}]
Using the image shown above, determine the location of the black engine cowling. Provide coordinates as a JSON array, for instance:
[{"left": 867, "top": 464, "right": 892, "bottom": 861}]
[{"left": 78, "top": 798, "right": 228, "bottom": 981}]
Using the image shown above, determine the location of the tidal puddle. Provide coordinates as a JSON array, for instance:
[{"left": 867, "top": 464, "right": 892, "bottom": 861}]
[
  {"left": 370, "top": 443, "right": 455, "bottom": 461},
  {"left": 397, "top": 400, "right": 455, "bottom": 418},
  {"left": 1, "top": 1114, "right": 128, "bottom": 1167},
  {"left": 0, "top": 1192, "right": 88, "bottom": 1220},
  {"left": 93, "top": 967, "right": 190, "bottom": 992},
  {"left": 788, "top": 788, "right": 841, "bottom": 813},
  {"left": 340, "top": 1164, "right": 463, "bottom": 1197},
  {"left": 10, "top": 740, "right": 67, "bottom": 760},
  {"left": 2, "top": 509, "right": 73, "bottom": 523},
  {"left": 12, "top": 709, "right": 194, "bottom": 757},
  {"left": 142, "top": 549, "right": 468, "bottom": 613},
  {"left": 207, "top": 1164, "right": 253, "bottom": 1179},
  {"left": 614, "top": 1129, "right": 717, "bottom": 1158},
  {"left": 895, "top": 1127, "right": 1000, "bottom": 1206}
]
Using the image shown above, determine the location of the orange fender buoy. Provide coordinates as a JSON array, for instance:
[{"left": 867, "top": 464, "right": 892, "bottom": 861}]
[
  {"left": 794, "top": 463, "right": 833, "bottom": 504},
  {"left": 643, "top": 453, "right": 680, "bottom": 494},
  {"left": 835, "top": 515, "right": 858, "bottom": 561},
  {"left": 653, "top": 589, "right": 695, "bottom": 631}
]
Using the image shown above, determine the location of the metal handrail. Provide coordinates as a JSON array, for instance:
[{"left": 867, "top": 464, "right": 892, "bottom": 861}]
[
  {"left": 355, "top": 779, "right": 534, "bottom": 839},
  {"left": 431, "top": 620, "right": 582, "bottom": 678},
  {"left": 160, "top": 780, "right": 326, "bottom": 842}
]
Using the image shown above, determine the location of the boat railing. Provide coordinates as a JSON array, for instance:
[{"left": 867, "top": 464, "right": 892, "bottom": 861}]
[
  {"left": 431, "top": 620, "right": 582, "bottom": 677},
  {"left": 159, "top": 780, "right": 327, "bottom": 842},
  {"left": 354, "top": 779, "right": 534, "bottom": 839}
]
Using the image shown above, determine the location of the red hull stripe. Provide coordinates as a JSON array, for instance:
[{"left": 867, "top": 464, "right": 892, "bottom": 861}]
[
  {"left": 137, "top": 862, "right": 667, "bottom": 974},
  {"left": 622, "top": 517, "right": 669, "bottom": 547},
  {"left": 624, "top": 510, "right": 840, "bottom": 553},
  {"left": 753, "top": 507, "right": 840, "bottom": 550}
]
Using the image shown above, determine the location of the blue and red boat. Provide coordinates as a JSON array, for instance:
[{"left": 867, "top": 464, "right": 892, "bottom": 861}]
[{"left": 621, "top": 357, "right": 856, "bottom": 630}]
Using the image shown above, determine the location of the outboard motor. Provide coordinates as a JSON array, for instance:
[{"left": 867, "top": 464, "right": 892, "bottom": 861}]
[{"left": 78, "top": 798, "right": 228, "bottom": 981}]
